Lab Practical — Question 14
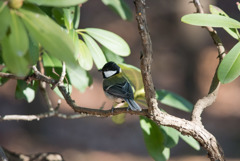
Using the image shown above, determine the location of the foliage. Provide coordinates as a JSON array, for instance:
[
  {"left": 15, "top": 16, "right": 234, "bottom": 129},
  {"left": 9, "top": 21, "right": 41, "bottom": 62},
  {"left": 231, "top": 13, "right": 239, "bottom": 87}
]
[
  {"left": 181, "top": 4, "right": 240, "bottom": 84},
  {"left": 0, "top": 0, "right": 201, "bottom": 160}
]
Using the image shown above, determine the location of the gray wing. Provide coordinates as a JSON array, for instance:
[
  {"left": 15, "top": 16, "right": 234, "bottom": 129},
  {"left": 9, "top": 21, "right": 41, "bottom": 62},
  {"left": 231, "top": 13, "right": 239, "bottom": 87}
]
[{"left": 104, "top": 81, "right": 134, "bottom": 99}]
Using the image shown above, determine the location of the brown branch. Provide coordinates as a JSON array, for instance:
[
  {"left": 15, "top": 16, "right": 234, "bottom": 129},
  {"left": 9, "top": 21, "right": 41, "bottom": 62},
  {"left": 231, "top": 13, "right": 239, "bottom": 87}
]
[
  {"left": 134, "top": 0, "right": 224, "bottom": 160},
  {"left": 0, "top": 72, "right": 25, "bottom": 80},
  {"left": 0, "top": 1, "right": 226, "bottom": 160},
  {"left": 51, "top": 62, "right": 66, "bottom": 90},
  {"left": 134, "top": 0, "right": 158, "bottom": 115},
  {"left": 3, "top": 147, "right": 64, "bottom": 161},
  {"left": 191, "top": 0, "right": 226, "bottom": 126}
]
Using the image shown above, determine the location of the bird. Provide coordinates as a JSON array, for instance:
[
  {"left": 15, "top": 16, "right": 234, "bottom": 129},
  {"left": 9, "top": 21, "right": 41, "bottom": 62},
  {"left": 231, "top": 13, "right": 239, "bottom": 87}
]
[{"left": 99, "top": 61, "right": 142, "bottom": 111}]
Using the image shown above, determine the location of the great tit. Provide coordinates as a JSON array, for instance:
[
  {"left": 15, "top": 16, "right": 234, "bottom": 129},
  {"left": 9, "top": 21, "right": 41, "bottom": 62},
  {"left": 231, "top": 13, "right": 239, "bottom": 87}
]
[{"left": 99, "top": 62, "right": 142, "bottom": 111}]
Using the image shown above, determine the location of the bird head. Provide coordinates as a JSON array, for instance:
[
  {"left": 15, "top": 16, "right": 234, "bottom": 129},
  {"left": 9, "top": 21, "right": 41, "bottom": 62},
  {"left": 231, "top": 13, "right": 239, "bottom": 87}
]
[{"left": 99, "top": 62, "right": 121, "bottom": 78}]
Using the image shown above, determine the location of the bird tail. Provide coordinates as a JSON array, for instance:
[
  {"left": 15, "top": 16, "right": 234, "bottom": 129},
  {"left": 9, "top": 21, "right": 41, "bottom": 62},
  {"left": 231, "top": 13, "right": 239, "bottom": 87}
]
[{"left": 125, "top": 99, "right": 142, "bottom": 111}]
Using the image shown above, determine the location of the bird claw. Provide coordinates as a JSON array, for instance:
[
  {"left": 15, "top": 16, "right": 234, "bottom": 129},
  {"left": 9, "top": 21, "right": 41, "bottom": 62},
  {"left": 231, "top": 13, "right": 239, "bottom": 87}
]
[{"left": 111, "top": 107, "right": 115, "bottom": 113}]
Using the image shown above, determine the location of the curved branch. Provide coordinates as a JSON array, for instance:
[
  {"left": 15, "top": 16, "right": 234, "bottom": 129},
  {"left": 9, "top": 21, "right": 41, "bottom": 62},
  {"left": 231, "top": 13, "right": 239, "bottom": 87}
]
[
  {"left": 191, "top": 0, "right": 226, "bottom": 126},
  {"left": 134, "top": 0, "right": 224, "bottom": 160}
]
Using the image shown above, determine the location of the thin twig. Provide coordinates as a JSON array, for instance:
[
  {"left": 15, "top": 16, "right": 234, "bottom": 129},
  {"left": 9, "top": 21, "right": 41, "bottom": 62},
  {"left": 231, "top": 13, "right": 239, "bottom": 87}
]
[
  {"left": 38, "top": 60, "right": 53, "bottom": 110},
  {"left": 0, "top": 72, "right": 25, "bottom": 80},
  {"left": 51, "top": 62, "right": 66, "bottom": 89}
]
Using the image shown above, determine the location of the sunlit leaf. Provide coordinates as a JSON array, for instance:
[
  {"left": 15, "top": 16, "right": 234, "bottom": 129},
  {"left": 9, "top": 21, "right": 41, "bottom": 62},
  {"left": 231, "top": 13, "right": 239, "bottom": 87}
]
[
  {"left": 67, "top": 65, "right": 90, "bottom": 92},
  {"left": 0, "top": 1, "right": 10, "bottom": 41},
  {"left": 81, "top": 33, "right": 107, "bottom": 69},
  {"left": 42, "top": 52, "right": 62, "bottom": 67},
  {"left": 140, "top": 116, "right": 165, "bottom": 161},
  {"left": 26, "top": 34, "right": 39, "bottom": 65},
  {"left": 156, "top": 89, "right": 193, "bottom": 112},
  {"left": 112, "top": 113, "right": 125, "bottom": 124},
  {"left": 209, "top": 5, "right": 240, "bottom": 40},
  {"left": 118, "top": 63, "right": 143, "bottom": 91},
  {"left": 102, "top": 46, "right": 124, "bottom": 64},
  {"left": 77, "top": 39, "right": 93, "bottom": 70},
  {"left": 15, "top": 80, "right": 36, "bottom": 103},
  {"left": 218, "top": 42, "right": 240, "bottom": 83},
  {"left": 9, "top": 10, "right": 29, "bottom": 57},
  {"left": 24, "top": 0, "right": 87, "bottom": 7},
  {"left": 101, "top": 0, "right": 132, "bottom": 21},
  {"left": 180, "top": 134, "right": 200, "bottom": 151},
  {"left": 181, "top": 14, "right": 240, "bottom": 28},
  {"left": 73, "top": 6, "right": 80, "bottom": 29},
  {"left": 161, "top": 126, "right": 180, "bottom": 148},
  {"left": 19, "top": 4, "right": 77, "bottom": 68},
  {"left": 1, "top": 36, "right": 30, "bottom": 76},
  {"left": 84, "top": 28, "right": 130, "bottom": 56}
]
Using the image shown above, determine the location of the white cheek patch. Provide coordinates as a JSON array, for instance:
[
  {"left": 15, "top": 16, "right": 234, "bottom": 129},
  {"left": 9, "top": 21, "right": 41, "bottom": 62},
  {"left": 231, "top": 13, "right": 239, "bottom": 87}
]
[{"left": 104, "top": 70, "right": 117, "bottom": 78}]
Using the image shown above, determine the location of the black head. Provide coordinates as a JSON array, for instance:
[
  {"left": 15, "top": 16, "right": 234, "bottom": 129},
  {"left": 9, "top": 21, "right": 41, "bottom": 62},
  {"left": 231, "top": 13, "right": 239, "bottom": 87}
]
[{"left": 99, "top": 62, "right": 121, "bottom": 78}]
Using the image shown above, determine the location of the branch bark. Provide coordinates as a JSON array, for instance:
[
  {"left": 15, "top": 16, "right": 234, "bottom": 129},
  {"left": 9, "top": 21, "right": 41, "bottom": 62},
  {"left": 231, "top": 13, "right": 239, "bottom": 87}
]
[
  {"left": 191, "top": 0, "right": 226, "bottom": 126},
  {"left": 134, "top": 0, "right": 224, "bottom": 160},
  {"left": 2, "top": 147, "right": 64, "bottom": 161},
  {"left": 0, "top": 0, "right": 226, "bottom": 161}
]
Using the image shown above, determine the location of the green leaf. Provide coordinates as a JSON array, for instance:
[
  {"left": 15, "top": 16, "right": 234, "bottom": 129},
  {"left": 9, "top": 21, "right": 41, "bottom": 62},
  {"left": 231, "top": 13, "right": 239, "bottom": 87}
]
[
  {"left": 0, "top": 68, "right": 9, "bottom": 86},
  {"left": 209, "top": 5, "right": 240, "bottom": 40},
  {"left": 9, "top": 10, "right": 29, "bottom": 57},
  {"left": 63, "top": 6, "right": 80, "bottom": 30},
  {"left": 42, "top": 52, "right": 62, "bottom": 67},
  {"left": 112, "top": 113, "right": 125, "bottom": 124},
  {"left": 181, "top": 13, "right": 240, "bottom": 28},
  {"left": 73, "top": 6, "right": 80, "bottom": 29},
  {"left": 15, "top": 80, "right": 36, "bottom": 103},
  {"left": 156, "top": 89, "right": 193, "bottom": 112},
  {"left": 218, "top": 42, "right": 240, "bottom": 83},
  {"left": 67, "top": 65, "right": 90, "bottom": 92},
  {"left": 77, "top": 39, "right": 93, "bottom": 70},
  {"left": 161, "top": 126, "right": 180, "bottom": 148},
  {"left": 180, "top": 134, "right": 200, "bottom": 151},
  {"left": 52, "top": 7, "right": 64, "bottom": 26},
  {"left": 0, "top": 2, "right": 10, "bottom": 41},
  {"left": 63, "top": 7, "right": 74, "bottom": 30},
  {"left": 1, "top": 36, "right": 30, "bottom": 76},
  {"left": 118, "top": 63, "right": 143, "bottom": 91},
  {"left": 81, "top": 33, "right": 107, "bottom": 69},
  {"left": 26, "top": 34, "right": 39, "bottom": 65},
  {"left": 140, "top": 116, "right": 165, "bottom": 161},
  {"left": 84, "top": 28, "right": 130, "bottom": 56},
  {"left": 102, "top": 46, "right": 124, "bottom": 64},
  {"left": 24, "top": 0, "right": 87, "bottom": 7},
  {"left": 19, "top": 4, "right": 77, "bottom": 68},
  {"left": 101, "top": 0, "right": 132, "bottom": 21}
]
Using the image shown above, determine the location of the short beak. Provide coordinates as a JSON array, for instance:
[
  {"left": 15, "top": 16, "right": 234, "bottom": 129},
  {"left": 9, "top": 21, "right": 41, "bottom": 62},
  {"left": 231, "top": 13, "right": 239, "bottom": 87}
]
[{"left": 98, "top": 69, "right": 102, "bottom": 72}]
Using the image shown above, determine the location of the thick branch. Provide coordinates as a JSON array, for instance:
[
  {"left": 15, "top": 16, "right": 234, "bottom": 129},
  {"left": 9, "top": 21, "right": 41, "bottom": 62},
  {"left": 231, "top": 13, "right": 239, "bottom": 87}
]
[
  {"left": 134, "top": 0, "right": 158, "bottom": 115},
  {"left": 134, "top": 0, "right": 224, "bottom": 160}
]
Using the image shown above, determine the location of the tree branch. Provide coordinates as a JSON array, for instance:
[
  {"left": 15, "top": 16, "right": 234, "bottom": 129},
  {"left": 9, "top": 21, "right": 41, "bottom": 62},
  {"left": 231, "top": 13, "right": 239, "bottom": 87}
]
[
  {"left": 191, "top": 0, "right": 226, "bottom": 126},
  {"left": 134, "top": 0, "right": 224, "bottom": 160},
  {"left": 0, "top": 1, "right": 226, "bottom": 160},
  {"left": 3, "top": 147, "right": 64, "bottom": 161},
  {"left": 134, "top": 0, "right": 158, "bottom": 115}
]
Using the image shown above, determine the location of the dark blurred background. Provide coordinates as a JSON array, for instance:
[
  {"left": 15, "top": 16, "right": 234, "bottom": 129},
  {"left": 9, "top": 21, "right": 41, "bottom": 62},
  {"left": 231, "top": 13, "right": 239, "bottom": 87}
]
[{"left": 1, "top": 0, "right": 240, "bottom": 160}]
